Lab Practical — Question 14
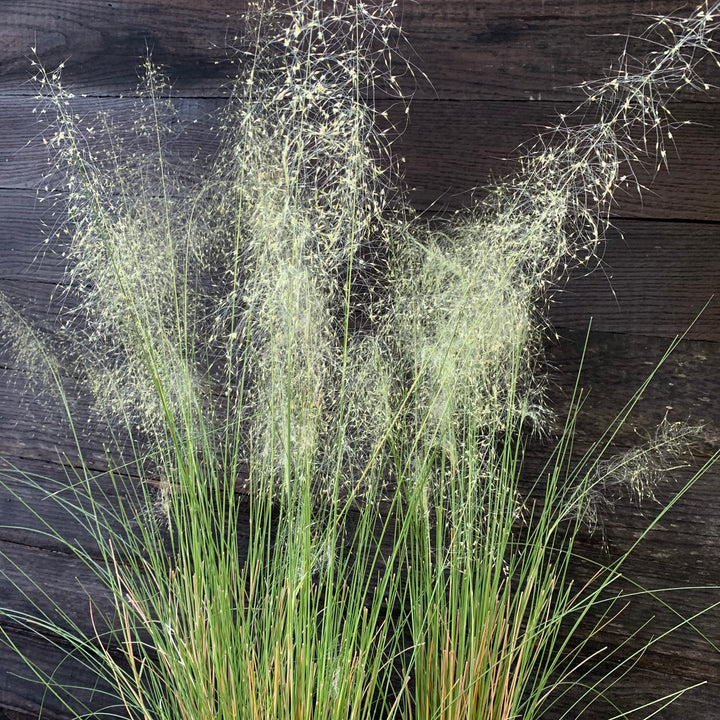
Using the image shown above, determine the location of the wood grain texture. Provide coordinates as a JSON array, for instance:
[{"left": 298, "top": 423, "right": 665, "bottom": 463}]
[
  {"left": 548, "top": 219, "right": 720, "bottom": 341},
  {"left": 0, "top": 0, "right": 241, "bottom": 97},
  {"left": 4, "top": 190, "right": 719, "bottom": 344},
  {"left": 0, "top": 95, "right": 223, "bottom": 191},
  {"left": 1, "top": 1, "right": 719, "bottom": 101},
  {"left": 2, "top": 0, "right": 720, "bottom": 718},
  {"left": 395, "top": 99, "right": 720, "bottom": 220},
  {"left": 3, "top": 95, "right": 720, "bottom": 220},
  {"left": 0, "top": 615, "right": 122, "bottom": 720},
  {"left": 0, "top": 191, "right": 54, "bottom": 281}
]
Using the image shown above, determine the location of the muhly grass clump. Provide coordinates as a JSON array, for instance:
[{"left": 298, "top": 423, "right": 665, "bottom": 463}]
[{"left": 2, "top": 1, "right": 720, "bottom": 718}]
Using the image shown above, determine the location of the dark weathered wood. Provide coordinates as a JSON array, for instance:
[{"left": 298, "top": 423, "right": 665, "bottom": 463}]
[
  {"left": 0, "top": 361, "right": 109, "bottom": 465},
  {"left": 536, "top": 331, "right": 720, "bottom": 694},
  {"left": 1, "top": 1, "right": 719, "bottom": 102},
  {"left": 549, "top": 220, "right": 720, "bottom": 342},
  {"left": 562, "top": 476, "right": 720, "bottom": 669},
  {"left": 543, "top": 331, "right": 720, "bottom": 454},
  {"left": 599, "top": 671, "right": 720, "bottom": 720},
  {"left": 0, "top": 0, "right": 241, "bottom": 97},
  {"left": 0, "top": 619, "right": 123, "bottom": 720},
  {"left": 3, "top": 196, "right": 720, "bottom": 344},
  {"left": 394, "top": 99, "right": 720, "bottom": 219},
  {"left": 0, "top": 95, "right": 222, "bottom": 191},
  {"left": 0, "top": 538, "right": 116, "bottom": 639},
  {"left": 3, "top": 95, "right": 720, "bottom": 220},
  {"left": 516, "top": 331, "right": 720, "bottom": 704},
  {"left": 396, "top": 0, "right": 720, "bottom": 102},
  {"left": 544, "top": 667, "right": 720, "bottom": 720},
  {"left": 2, "top": 0, "right": 720, "bottom": 717},
  {"left": 0, "top": 191, "right": 58, "bottom": 283},
  {"left": 0, "top": 453, "right": 150, "bottom": 556}
]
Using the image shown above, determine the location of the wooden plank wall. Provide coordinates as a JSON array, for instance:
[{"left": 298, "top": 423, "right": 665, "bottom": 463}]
[{"left": 0, "top": 1, "right": 718, "bottom": 717}]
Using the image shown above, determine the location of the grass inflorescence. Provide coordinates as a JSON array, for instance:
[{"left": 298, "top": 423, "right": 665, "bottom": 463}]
[{"left": 1, "top": 1, "right": 720, "bottom": 718}]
